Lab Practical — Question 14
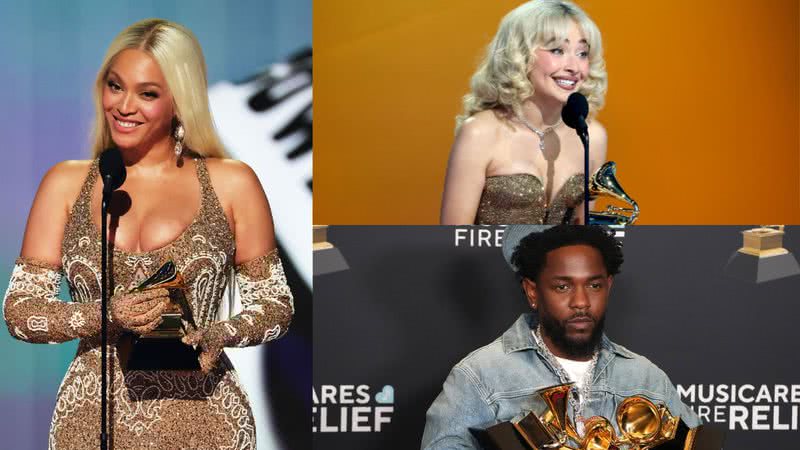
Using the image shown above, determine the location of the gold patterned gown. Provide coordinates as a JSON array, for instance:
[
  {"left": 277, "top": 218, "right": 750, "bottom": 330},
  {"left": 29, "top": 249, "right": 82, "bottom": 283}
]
[
  {"left": 3, "top": 158, "right": 293, "bottom": 450},
  {"left": 474, "top": 173, "right": 584, "bottom": 224}
]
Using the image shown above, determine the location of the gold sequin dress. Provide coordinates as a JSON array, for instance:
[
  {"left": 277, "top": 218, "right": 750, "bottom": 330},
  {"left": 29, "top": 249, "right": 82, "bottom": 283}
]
[
  {"left": 474, "top": 173, "right": 584, "bottom": 224},
  {"left": 3, "top": 158, "right": 294, "bottom": 450}
]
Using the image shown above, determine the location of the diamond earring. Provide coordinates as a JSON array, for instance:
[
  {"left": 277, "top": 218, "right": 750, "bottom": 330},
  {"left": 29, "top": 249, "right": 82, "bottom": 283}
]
[{"left": 173, "top": 121, "right": 185, "bottom": 157}]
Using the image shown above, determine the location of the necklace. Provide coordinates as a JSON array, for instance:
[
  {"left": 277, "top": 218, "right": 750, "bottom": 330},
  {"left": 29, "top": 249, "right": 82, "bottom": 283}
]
[
  {"left": 518, "top": 116, "right": 562, "bottom": 151},
  {"left": 533, "top": 325, "right": 599, "bottom": 437}
]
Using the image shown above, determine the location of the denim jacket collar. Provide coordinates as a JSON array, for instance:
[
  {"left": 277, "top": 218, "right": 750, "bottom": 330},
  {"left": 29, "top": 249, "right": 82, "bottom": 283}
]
[{"left": 501, "top": 313, "right": 635, "bottom": 360}]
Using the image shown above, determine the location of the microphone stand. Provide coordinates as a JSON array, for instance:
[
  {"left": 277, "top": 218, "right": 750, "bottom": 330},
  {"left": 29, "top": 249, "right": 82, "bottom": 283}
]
[
  {"left": 578, "top": 128, "right": 590, "bottom": 224},
  {"left": 100, "top": 183, "right": 111, "bottom": 450}
]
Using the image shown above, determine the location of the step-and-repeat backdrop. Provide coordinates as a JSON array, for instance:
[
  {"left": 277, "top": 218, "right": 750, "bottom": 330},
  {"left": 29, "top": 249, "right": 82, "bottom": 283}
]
[
  {"left": 314, "top": 226, "right": 800, "bottom": 450},
  {"left": 0, "top": 1, "right": 311, "bottom": 449}
]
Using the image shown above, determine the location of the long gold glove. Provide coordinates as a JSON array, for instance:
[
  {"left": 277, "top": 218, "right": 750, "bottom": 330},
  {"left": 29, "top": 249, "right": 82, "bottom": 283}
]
[
  {"left": 3, "top": 257, "right": 102, "bottom": 343},
  {"left": 181, "top": 249, "right": 294, "bottom": 372},
  {"left": 4, "top": 257, "right": 171, "bottom": 344}
]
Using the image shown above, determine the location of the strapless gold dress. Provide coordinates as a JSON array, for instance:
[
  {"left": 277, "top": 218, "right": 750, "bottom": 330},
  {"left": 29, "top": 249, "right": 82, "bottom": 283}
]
[{"left": 474, "top": 173, "right": 584, "bottom": 224}]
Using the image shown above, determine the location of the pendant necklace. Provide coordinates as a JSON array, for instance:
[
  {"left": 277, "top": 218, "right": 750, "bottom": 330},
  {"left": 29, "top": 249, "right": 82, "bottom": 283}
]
[{"left": 518, "top": 116, "right": 562, "bottom": 151}]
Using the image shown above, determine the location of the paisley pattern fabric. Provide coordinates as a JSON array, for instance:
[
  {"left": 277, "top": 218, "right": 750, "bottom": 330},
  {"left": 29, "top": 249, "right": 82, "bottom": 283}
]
[
  {"left": 204, "top": 251, "right": 294, "bottom": 349},
  {"left": 3, "top": 158, "right": 293, "bottom": 450}
]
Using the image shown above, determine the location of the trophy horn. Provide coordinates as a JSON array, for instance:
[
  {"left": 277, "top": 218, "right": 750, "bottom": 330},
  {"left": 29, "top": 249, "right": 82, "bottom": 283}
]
[
  {"left": 537, "top": 384, "right": 571, "bottom": 431},
  {"left": 537, "top": 384, "right": 582, "bottom": 445},
  {"left": 496, "top": 386, "right": 722, "bottom": 450},
  {"left": 588, "top": 161, "right": 639, "bottom": 225}
]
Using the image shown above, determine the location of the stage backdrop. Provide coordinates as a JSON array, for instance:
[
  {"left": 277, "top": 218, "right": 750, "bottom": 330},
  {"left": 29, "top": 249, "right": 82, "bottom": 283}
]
[
  {"left": 314, "top": 226, "right": 800, "bottom": 450},
  {"left": 314, "top": 0, "right": 800, "bottom": 224},
  {"left": 0, "top": 1, "right": 311, "bottom": 449}
]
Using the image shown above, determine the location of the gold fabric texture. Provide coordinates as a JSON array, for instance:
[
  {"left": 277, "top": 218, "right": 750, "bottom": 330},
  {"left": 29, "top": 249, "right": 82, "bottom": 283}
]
[
  {"left": 184, "top": 249, "right": 294, "bottom": 373},
  {"left": 109, "top": 288, "right": 170, "bottom": 336},
  {"left": 475, "top": 173, "right": 584, "bottom": 225},
  {"left": 206, "top": 249, "right": 294, "bottom": 348},
  {"left": 3, "top": 158, "right": 294, "bottom": 450},
  {"left": 3, "top": 258, "right": 102, "bottom": 343}
]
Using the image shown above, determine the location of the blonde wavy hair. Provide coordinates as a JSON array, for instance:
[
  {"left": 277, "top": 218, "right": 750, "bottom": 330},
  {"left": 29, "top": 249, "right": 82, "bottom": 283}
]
[
  {"left": 90, "top": 18, "right": 227, "bottom": 158},
  {"left": 456, "top": 0, "right": 607, "bottom": 131}
]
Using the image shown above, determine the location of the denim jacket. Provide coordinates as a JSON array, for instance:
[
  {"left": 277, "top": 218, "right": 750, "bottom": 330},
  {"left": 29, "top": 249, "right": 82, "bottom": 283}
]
[{"left": 421, "top": 314, "right": 700, "bottom": 449}]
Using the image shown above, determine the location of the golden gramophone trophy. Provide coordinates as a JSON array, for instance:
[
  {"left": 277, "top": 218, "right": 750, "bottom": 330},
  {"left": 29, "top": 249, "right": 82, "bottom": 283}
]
[
  {"left": 737, "top": 225, "right": 788, "bottom": 258},
  {"left": 475, "top": 384, "right": 724, "bottom": 450},
  {"left": 588, "top": 162, "right": 639, "bottom": 226},
  {"left": 129, "top": 261, "right": 196, "bottom": 338},
  {"left": 120, "top": 261, "right": 201, "bottom": 371},
  {"left": 724, "top": 225, "right": 800, "bottom": 283}
]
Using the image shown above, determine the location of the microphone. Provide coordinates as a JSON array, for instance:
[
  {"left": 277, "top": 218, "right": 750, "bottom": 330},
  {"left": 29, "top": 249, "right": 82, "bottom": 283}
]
[
  {"left": 97, "top": 146, "right": 126, "bottom": 450},
  {"left": 561, "top": 93, "right": 591, "bottom": 224},
  {"left": 561, "top": 92, "right": 589, "bottom": 135},
  {"left": 99, "top": 147, "right": 126, "bottom": 199}
]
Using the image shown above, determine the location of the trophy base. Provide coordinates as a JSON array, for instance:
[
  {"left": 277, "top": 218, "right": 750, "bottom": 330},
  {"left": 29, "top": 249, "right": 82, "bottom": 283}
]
[
  {"left": 139, "top": 312, "right": 185, "bottom": 339},
  {"left": 589, "top": 213, "right": 628, "bottom": 226},
  {"left": 654, "top": 422, "right": 726, "bottom": 449},
  {"left": 724, "top": 250, "right": 800, "bottom": 283},
  {"left": 121, "top": 336, "right": 202, "bottom": 371},
  {"left": 470, "top": 421, "right": 529, "bottom": 450},
  {"left": 471, "top": 420, "right": 725, "bottom": 450},
  {"left": 737, "top": 247, "right": 788, "bottom": 258},
  {"left": 314, "top": 247, "right": 349, "bottom": 276}
]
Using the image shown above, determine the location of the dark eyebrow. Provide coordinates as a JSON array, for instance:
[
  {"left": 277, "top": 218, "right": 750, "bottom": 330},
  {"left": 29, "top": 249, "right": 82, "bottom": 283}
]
[
  {"left": 107, "top": 70, "right": 162, "bottom": 89},
  {"left": 551, "top": 274, "right": 606, "bottom": 281}
]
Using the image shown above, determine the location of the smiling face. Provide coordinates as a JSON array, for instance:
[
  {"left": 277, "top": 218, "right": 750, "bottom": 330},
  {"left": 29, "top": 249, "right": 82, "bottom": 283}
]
[
  {"left": 102, "top": 48, "right": 174, "bottom": 151},
  {"left": 528, "top": 20, "right": 590, "bottom": 106},
  {"left": 522, "top": 244, "right": 612, "bottom": 359}
]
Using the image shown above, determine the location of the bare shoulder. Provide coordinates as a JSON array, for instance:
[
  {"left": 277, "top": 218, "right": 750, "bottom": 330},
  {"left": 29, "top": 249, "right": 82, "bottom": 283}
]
[
  {"left": 588, "top": 119, "right": 607, "bottom": 142},
  {"left": 203, "top": 158, "right": 267, "bottom": 207},
  {"left": 204, "top": 157, "right": 259, "bottom": 183},
  {"left": 45, "top": 159, "right": 93, "bottom": 182},
  {"left": 452, "top": 110, "right": 507, "bottom": 162},
  {"left": 40, "top": 160, "right": 93, "bottom": 206},
  {"left": 204, "top": 158, "right": 275, "bottom": 260},
  {"left": 458, "top": 110, "right": 505, "bottom": 142},
  {"left": 20, "top": 160, "right": 93, "bottom": 263},
  {"left": 588, "top": 119, "right": 608, "bottom": 161}
]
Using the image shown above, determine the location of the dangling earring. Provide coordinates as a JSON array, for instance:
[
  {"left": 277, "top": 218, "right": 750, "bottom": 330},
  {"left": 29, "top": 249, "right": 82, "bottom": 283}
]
[{"left": 173, "top": 121, "right": 185, "bottom": 157}]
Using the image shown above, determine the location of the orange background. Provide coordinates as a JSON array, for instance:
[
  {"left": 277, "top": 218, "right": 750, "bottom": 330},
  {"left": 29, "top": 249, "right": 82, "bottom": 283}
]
[{"left": 314, "top": 0, "right": 800, "bottom": 224}]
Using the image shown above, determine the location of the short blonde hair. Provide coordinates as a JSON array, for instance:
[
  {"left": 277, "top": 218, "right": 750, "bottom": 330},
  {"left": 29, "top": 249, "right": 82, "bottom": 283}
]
[
  {"left": 457, "top": 0, "right": 607, "bottom": 131},
  {"left": 90, "top": 18, "right": 227, "bottom": 158}
]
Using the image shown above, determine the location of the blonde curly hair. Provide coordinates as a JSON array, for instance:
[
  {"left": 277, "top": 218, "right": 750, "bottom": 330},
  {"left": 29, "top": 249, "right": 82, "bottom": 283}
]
[{"left": 456, "top": 0, "right": 607, "bottom": 132}]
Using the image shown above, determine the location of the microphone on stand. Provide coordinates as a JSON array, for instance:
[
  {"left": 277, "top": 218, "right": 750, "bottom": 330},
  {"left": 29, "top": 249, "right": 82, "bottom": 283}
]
[
  {"left": 561, "top": 93, "right": 590, "bottom": 224},
  {"left": 97, "top": 147, "right": 126, "bottom": 450},
  {"left": 562, "top": 92, "right": 589, "bottom": 137},
  {"left": 100, "top": 147, "right": 126, "bottom": 201}
]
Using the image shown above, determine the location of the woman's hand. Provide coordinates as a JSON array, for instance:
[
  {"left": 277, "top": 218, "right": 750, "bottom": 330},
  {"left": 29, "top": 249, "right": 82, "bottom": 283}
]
[
  {"left": 110, "top": 288, "right": 170, "bottom": 335},
  {"left": 181, "top": 326, "right": 224, "bottom": 374}
]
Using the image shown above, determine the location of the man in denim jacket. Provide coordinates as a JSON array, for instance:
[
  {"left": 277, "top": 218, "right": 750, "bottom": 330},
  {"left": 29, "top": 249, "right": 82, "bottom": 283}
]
[{"left": 421, "top": 225, "right": 701, "bottom": 449}]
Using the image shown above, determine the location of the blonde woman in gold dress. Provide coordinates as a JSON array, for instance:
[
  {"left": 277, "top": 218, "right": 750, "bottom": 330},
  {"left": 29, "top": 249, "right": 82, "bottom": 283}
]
[
  {"left": 3, "top": 19, "right": 293, "bottom": 449},
  {"left": 440, "top": 0, "right": 608, "bottom": 225}
]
